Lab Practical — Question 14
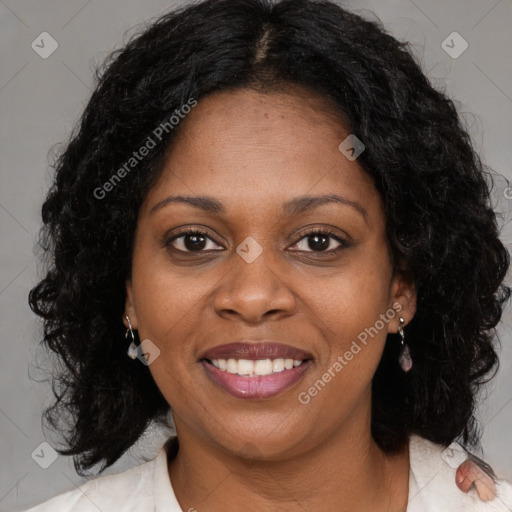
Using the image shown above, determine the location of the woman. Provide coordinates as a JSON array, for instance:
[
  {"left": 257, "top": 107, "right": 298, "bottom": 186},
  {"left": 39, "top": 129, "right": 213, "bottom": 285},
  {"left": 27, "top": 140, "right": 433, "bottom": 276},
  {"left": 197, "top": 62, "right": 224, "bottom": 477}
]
[{"left": 24, "top": 0, "right": 512, "bottom": 510}]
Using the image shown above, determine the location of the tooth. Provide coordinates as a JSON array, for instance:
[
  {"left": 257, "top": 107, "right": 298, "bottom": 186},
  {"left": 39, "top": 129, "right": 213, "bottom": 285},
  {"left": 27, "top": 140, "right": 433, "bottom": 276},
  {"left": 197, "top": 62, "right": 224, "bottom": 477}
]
[
  {"left": 254, "top": 359, "right": 273, "bottom": 376},
  {"left": 226, "top": 358, "right": 238, "bottom": 374},
  {"left": 212, "top": 357, "right": 304, "bottom": 375},
  {"left": 237, "top": 359, "right": 255, "bottom": 375},
  {"left": 272, "top": 358, "right": 285, "bottom": 372}
]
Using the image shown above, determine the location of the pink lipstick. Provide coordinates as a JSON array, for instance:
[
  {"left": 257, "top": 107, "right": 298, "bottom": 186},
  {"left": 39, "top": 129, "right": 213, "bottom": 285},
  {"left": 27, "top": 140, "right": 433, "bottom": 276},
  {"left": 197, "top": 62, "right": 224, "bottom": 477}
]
[{"left": 200, "top": 342, "right": 313, "bottom": 399}]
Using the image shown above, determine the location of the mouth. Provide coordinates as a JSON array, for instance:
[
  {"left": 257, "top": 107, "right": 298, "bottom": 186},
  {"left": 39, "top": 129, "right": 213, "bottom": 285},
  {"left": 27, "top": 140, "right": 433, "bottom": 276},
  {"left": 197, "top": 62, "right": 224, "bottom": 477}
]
[{"left": 200, "top": 342, "right": 314, "bottom": 399}]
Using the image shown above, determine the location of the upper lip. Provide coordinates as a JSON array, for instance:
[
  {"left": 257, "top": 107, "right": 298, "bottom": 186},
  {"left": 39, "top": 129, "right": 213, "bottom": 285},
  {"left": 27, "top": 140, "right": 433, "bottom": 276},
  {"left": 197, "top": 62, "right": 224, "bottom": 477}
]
[{"left": 200, "top": 342, "right": 313, "bottom": 361}]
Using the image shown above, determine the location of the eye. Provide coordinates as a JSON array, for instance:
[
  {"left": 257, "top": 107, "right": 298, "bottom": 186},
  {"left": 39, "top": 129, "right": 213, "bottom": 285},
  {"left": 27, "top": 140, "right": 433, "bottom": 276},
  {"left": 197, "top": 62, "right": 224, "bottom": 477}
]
[
  {"left": 165, "top": 228, "right": 224, "bottom": 253},
  {"left": 289, "top": 229, "right": 348, "bottom": 253},
  {"left": 164, "top": 227, "right": 349, "bottom": 255}
]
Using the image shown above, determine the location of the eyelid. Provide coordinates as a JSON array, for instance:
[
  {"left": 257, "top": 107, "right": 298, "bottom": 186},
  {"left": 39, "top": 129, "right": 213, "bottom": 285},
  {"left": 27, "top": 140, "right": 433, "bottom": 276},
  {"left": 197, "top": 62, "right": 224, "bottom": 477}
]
[
  {"left": 164, "top": 227, "right": 224, "bottom": 251},
  {"left": 288, "top": 227, "right": 349, "bottom": 253},
  {"left": 164, "top": 225, "right": 351, "bottom": 254}
]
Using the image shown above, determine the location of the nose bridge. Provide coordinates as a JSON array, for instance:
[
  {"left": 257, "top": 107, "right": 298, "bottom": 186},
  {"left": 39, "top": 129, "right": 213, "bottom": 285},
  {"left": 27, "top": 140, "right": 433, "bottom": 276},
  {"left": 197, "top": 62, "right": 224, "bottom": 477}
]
[
  {"left": 234, "top": 242, "right": 280, "bottom": 293},
  {"left": 213, "top": 236, "right": 295, "bottom": 321}
]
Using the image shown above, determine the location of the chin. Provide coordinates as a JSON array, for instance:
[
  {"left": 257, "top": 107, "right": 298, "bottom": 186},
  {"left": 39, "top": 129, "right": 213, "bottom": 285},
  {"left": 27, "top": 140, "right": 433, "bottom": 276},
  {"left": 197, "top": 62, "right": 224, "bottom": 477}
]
[{"left": 207, "top": 416, "right": 313, "bottom": 462}]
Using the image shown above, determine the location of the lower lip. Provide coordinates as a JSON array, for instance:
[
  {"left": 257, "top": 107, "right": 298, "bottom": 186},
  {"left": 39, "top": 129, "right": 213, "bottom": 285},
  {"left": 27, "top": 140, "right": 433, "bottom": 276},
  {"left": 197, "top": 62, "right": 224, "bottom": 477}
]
[{"left": 201, "top": 360, "right": 313, "bottom": 399}]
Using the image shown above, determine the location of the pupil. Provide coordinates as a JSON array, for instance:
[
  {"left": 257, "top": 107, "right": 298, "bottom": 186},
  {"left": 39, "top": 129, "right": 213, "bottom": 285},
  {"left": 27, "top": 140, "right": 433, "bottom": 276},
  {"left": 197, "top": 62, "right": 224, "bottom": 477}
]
[
  {"left": 309, "top": 234, "right": 329, "bottom": 251},
  {"left": 185, "top": 234, "right": 206, "bottom": 251}
]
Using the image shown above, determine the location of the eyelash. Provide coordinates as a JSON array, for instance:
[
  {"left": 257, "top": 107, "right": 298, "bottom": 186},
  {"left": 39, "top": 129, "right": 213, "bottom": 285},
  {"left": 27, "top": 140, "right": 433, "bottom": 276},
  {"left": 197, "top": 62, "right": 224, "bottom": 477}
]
[{"left": 164, "top": 227, "right": 349, "bottom": 255}]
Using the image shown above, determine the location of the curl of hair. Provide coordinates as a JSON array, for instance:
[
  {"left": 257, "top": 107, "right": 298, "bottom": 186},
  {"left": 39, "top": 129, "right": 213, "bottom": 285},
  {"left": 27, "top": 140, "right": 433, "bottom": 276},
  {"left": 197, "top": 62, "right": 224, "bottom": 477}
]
[{"left": 29, "top": 0, "right": 510, "bottom": 475}]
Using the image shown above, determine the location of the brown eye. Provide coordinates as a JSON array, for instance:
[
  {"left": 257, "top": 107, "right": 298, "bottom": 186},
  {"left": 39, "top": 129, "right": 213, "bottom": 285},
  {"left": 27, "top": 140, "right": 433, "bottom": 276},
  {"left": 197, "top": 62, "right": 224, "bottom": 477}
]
[
  {"left": 166, "top": 229, "right": 223, "bottom": 253},
  {"left": 290, "top": 230, "right": 348, "bottom": 253}
]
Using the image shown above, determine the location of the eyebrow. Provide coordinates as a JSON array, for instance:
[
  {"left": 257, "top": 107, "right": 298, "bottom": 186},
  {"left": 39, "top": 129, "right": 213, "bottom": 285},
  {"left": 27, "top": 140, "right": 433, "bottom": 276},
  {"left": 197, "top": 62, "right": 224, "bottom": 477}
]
[
  {"left": 283, "top": 193, "right": 367, "bottom": 220},
  {"left": 150, "top": 195, "right": 224, "bottom": 215},
  {"left": 149, "top": 193, "right": 367, "bottom": 220}
]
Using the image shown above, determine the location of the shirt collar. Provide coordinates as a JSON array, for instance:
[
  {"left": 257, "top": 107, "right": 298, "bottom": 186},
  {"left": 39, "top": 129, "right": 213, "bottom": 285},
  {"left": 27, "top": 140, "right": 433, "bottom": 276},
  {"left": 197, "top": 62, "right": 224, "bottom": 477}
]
[{"left": 152, "top": 434, "right": 512, "bottom": 511}]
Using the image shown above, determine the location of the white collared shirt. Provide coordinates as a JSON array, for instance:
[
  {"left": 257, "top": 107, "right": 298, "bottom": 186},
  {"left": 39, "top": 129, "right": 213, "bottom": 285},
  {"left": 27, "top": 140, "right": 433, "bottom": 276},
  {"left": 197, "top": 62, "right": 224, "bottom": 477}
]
[{"left": 22, "top": 434, "right": 512, "bottom": 511}]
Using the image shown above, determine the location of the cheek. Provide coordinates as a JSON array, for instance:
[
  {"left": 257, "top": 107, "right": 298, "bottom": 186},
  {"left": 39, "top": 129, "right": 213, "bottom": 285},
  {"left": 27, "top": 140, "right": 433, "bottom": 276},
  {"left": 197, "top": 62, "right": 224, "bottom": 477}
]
[
  {"left": 132, "top": 270, "right": 213, "bottom": 351},
  {"left": 313, "top": 251, "right": 392, "bottom": 335},
  {"left": 307, "top": 248, "right": 393, "bottom": 382},
  {"left": 129, "top": 236, "right": 217, "bottom": 364},
  {"left": 129, "top": 265, "right": 214, "bottom": 410}
]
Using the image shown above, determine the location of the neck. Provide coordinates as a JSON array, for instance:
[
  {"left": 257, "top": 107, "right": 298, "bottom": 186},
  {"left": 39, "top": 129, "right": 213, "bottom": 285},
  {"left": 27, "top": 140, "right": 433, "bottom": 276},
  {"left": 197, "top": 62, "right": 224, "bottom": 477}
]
[{"left": 167, "top": 420, "right": 410, "bottom": 512}]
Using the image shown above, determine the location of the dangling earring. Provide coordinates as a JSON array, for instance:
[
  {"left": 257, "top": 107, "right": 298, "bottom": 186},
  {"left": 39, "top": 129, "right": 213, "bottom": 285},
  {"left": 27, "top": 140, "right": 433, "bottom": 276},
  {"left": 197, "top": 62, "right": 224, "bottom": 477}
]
[
  {"left": 398, "top": 316, "right": 412, "bottom": 372},
  {"left": 125, "top": 315, "right": 139, "bottom": 359}
]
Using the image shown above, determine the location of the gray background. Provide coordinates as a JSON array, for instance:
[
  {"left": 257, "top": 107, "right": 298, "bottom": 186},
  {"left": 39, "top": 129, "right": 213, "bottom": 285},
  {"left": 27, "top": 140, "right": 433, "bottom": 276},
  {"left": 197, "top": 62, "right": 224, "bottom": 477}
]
[{"left": 1, "top": 0, "right": 511, "bottom": 510}]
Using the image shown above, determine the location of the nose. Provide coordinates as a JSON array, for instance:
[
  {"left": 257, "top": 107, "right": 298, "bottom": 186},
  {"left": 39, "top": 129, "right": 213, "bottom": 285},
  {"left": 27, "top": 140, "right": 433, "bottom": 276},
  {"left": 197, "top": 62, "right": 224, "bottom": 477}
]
[{"left": 213, "top": 247, "right": 297, "bottom": 324}]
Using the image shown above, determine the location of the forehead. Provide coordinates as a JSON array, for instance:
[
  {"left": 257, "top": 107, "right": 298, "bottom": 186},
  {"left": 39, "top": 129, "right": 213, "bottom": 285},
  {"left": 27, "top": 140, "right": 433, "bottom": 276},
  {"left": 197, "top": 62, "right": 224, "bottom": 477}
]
[{"left": 141, "top": 88, "right": 382, "bottom": 222}]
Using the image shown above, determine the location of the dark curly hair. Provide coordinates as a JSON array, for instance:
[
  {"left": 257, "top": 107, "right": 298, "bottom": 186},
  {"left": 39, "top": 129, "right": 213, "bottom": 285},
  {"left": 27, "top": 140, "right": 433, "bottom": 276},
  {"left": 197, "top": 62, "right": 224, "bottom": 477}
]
[{"left": 28, "top": 0, "right": 510, "bottom": 476}]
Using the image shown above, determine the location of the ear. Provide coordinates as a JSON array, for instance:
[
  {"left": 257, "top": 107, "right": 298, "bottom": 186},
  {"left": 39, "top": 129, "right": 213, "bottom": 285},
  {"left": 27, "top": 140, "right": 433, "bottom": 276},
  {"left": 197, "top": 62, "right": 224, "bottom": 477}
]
[
  {"left": 387, "top": 271, "right": 417, "bottom": 334},
  {"left": 123, "top": 279, "right": 138, "bottom": 330}
]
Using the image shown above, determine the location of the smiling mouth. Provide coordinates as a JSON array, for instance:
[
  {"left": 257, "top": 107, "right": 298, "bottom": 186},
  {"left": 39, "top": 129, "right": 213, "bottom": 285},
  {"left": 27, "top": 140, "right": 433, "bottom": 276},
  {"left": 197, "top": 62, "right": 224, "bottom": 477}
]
[
  {"left": 201, "top": 357, "right": 313, "bottom": 399},
  {"left": 205, "top": 357, "right": 307, "bottom": 377},
  {"left": 199, "top": 341, "right": 314, "bottom": 399}
]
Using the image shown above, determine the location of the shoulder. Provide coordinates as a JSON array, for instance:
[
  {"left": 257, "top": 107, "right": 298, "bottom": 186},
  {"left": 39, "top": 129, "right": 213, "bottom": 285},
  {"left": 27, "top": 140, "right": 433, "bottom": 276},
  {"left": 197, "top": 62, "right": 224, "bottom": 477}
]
[
  {"left": 408, "top": 434, "right": 512, "bottom": 512},
  {"left": 21, "top": 458, "right": 157, "bottom": 512},
  {"left": 20, "top": 438, "right": 180, "bottom": 512}
]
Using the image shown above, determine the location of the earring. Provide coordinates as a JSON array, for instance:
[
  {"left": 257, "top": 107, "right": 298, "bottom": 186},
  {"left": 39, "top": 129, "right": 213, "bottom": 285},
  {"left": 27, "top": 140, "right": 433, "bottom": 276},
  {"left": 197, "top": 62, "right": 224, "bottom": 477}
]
[
  {"left": 125, "top": 315, "right": 139, "bottom": 359},
  {"left": 398, "top": 316, "right": 412, "bottom": 372}
]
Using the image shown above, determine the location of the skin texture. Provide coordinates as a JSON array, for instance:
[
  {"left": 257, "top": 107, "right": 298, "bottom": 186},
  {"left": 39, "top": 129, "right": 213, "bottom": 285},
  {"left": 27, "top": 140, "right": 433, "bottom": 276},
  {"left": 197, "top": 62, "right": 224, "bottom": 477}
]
[{"left": 123, "top": 87, "right": 419, "bottom": 512}]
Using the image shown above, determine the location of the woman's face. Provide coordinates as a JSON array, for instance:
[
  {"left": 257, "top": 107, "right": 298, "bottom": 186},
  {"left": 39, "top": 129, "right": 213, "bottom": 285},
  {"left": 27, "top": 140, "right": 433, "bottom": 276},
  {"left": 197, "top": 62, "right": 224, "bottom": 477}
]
[{"left": 124, "top": 87, "right": 416, "bottom": 459}]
